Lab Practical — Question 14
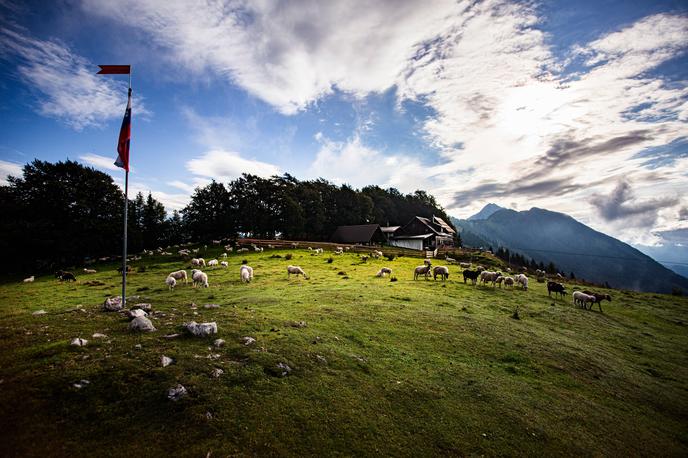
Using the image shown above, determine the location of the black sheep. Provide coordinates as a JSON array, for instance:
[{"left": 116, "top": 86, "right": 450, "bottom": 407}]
[
  {"left": 59, "top": 272, "right": 76, "bottom": 282},
  {"left": 463, "top": 269, "right": 480, "bottom": 285},
  {"left": 547, "top": 281, "right": 567, "bottom": 299}
]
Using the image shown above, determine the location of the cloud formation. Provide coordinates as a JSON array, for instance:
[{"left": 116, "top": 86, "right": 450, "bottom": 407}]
[
  {"left": 0, "top": 26, "right": 148, "bottom": 130},
  {"left": 79, "top": 153, "right": 120, "bottom": 171},
  {"left": 590, "top": 180, "right": 679, "bottom": 228},
  {"left": 0, "top": 159, "right": 22, "bottom": 185},
  {"left": 186, "top": 150, "right": 281, "bottom": 182}
]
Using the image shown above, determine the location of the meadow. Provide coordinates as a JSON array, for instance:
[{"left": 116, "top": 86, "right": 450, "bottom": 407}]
[{"left": 0, "top": 247, "right": 686, "bottom": 457}]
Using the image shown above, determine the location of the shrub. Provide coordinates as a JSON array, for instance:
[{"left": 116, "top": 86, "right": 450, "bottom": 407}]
[
  {"left": 285, "top": 253, "right": 293, "bottom": 260},
  {"left": 390, "top": 276, "right": 398, "bottom": 282},
  {"left": 384, "top": 253, "right": 396, "bottom": 261},
  {"left": 242, "top": 259, "right": 248, "bottom": 264},
  {"left": 326, "top": 257, "right": 333, "bottom": 264},
  {"left": 511, "top": 305, "right": 520, "bottom": 320},
  {"left": 337, "top": 271, "right": 346, "bottom": 276}
]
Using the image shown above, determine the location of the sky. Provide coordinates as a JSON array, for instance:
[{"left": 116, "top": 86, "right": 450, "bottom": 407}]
[{"left": 0, "top": 0, "right": 687, "bottom": 266}]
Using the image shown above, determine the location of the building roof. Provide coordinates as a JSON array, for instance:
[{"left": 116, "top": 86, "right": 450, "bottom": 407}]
[
  {"left": 393, "top": 233, "right": 434, "bottom": 239},
  {"left": 380, "top": 226, "right": 400, "bottom": 233},
  {"left": 331, "top": 224, "right": 386, "bottom": 244},
  {"left": 432, "top": 215, "right": 456, "bottom": 234},
  {"left": 415, "top": 216, "right": 454, "bottom": 237}
]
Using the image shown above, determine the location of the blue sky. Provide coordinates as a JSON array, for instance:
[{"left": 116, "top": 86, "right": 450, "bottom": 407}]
[{"left": 1, "top": 0, "right": 687, "bottom": 265}]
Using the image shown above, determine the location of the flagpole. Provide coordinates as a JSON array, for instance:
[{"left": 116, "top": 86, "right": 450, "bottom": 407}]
[{"left": 121, "top": 70, "right": 131, "bottom": 306}]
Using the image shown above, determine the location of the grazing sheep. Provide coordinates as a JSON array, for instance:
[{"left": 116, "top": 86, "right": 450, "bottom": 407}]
[
  {"left": 168, "top": 270, "right": 188, "bottom": 284},
  {"left": 414, "top": 265, "right": 432, "bottom": 280},
  {"left": 23, "top": 276, "right": 34, "bottom": 283},
  {"left": 191, "top": 269, "right": 209, "bottom": 288},
  {"left": 503, "top": 276, "right": 515, "bottom": 288},
  {"left": 446, "top": 256, "right": 456, "bottom": 263},
  {"left": 314, "top": 248, "right": 324, "bottom": 255},
  {"left": 240, "top": 265, "right": 253, "bottom": 283},
  {"left": 83, "top": 268, "right": 97, "bottom": 274},
  {"left": 514, "top": 273, "right": 529, "bottom": 290},
  {"left": 463, "top": 269, "right": 480, "bottom": 285},
  {"left": 547, "top": 281, "right": 567, "bottom": 299},
  {"left": 221, "top": 252, "right": 227, "bottom": 258},
  {"left": 459, "top": 262, "right": 471, "bottom": 268},
  {"left": 287, "top": 265, "right": 308, "bottom": 279},
  {"left": 224, "top": 245, "right": 234, "bottom": 252},
  {"left": 360, "top": 255, "right": 369, "bottom": 262},
  {"left": 479, "top": 271, "right": 502, "bottom": 287},
  {"left": 59, "top": 272, "right": 76, "bottom": 282},
  {"left": 433, "top": 266, "right": 450, "bottom": 281},
  {"left": 207, "top": 259, "right": 219, "bottom": 267},
  {"left": 375, "top": 267, "right": 392, "bottom": 277},
  {"left": 572, "top": 291, "right": 595, "bottom": 309},
  {"left": 495, "top": 276, "right": 505, "bottom": 287},
  {"left": 220, "top": 261, "right": 228, "bottom": 267},
  {"left": 191, "top": 258, "right": 206, "bottom": 267},
  {"left": 582, "top": 290, "right": 611, "bottom": 312},
  {"left": 476, "top": 265, "right": 485, "bottom": 272},
  {"left": 212, "top": 239, "right": 221, "bottom": 245},
  {"left": 371, "top": 250, "right": 383, "bottom": 259},
  {"left": 166, "top": 276, "right": 176, "bottom": 289},
  {"left": 423, "top": 259, "right": 432, "bottom": 266}
]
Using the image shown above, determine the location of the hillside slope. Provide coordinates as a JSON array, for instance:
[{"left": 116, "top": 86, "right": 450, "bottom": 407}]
[{"left": 453, "top": 207, "right": 688, "bottom": 293}]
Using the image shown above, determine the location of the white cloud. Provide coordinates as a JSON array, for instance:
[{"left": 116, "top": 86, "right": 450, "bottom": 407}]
[
  {"left": 0, "top": 26, "right": 148, "bottom": 130},
  {"left": 186, "top": 149, "right": 281, "bottom": 181},
  {"left": 166, "top": 180, "right": 196, "bottom": 194},
  {"left": 79, "top": 153, "right": 120, "bottom": 171},
  {"left": 0, "top": 160, "right": 23, "bottom": 185}
]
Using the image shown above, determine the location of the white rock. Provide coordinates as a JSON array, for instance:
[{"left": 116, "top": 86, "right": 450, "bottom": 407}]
[
  {"left": 92, "top": 333, "right": 107, "bottom": 338},
  {"left": 276, "top": 362, "right": 292, "bottom": 377},
  {"left": 73, "top": 379, "right": 90, "bottom": 389},
  {"left": 102, "top": 296, "right": 123, "bottom": 312},
  {"left": 211, "top": 368, "right": 224, "bottom": 378},
  {"left": 129, "top": 316, "right": 156, "bottom": 332},
  {"left": 240, "top": 336, "right": 256, "bottom": 346},
  {"left": 134, "top": 344, "right": 142, "bottom": 349},
  {"left": 131, "top": 303, "right": 152, "bottom": 312},
  {"left": 213, "top": 339, "right": 225, "bottom": 348},
  {"left": 204, "top": 303, "right": 220, "bottom": 309},
  {"left": 161, "top": 355, "right": 174, "bottom": 367},
  {"left": 127, "top": 309, "right": 148, "bottom": 320},
  {"left": 32, "top": 310, "right": 47, "bottom": 316},
  {"left": 70, "top": 337, "right": 88, "bottom": 347},
  {"left": 167, "top": 384, "right": 187, "bottom": 401},
  {"left": 183, "top": 321, "right": 217, "bottom": 337}
]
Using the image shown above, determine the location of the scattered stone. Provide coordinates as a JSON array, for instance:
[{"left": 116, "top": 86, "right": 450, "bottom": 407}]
[
  {"left": 213, "top": 339, "right": 225, "bottom": 348},
  {"left": 167, "top": 384, "right": 187, "bottom": 401},
  {"left": 32, "top": 310, "right": 47, "bottom": 316},
  {"left": 102, "top": 296, "right": 123, "bottom": 312},
  {"left": 131, "top": 303, "right": 152, "bottom": 312},
  {"left": 163, "top": 333, "right": 181, "bottom": 339},
  {"left": 241, "top": 336, "right": 256, "bottom": 346},
  {"left": 73, "top": 379, "right": 90, "bottom": 389},
  {"left": 205, "top": 411, "right": 213, "bottom": 420},
  {"left": 211, "top": 368, "right": 224, "bottom": 378},
  {"left": 276, "top": 362, "right": 292, "bottom": 377},
  {"left": 127, "top": 309, "right": 148, "bottom": 320},
  {"left": 287, "top": 320, "right": 307, "bottom": 328},
  {"left": 70, "top": 337, "right": 88, "bottom": 347},
  {"left": 161, "top": 355, "right": 174, "bottom": 367},
  {"left": 135, "top": 344, "right": 142, "bottom": 349},
  {"left": 316, "top": 355, "right": 328, "bottom": 365},
  {"left": 183, "top": 321, "right": 217, "bottom": 337},
  {"left": 207, "top": 353, "right": 221, "bottom": 359},
  {"left": 92, "top": 333, "right": 107, "bottom": 339},
  {"left": 129, "top": 316, "right": 156, "bottom": 332},
  {"left": 204, "top": 304, "right": 220, "bottom": 309}
]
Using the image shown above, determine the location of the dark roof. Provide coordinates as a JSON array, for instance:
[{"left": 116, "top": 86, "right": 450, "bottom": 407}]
[
  {"left": 331, "top": 224, "right": 386, "bottom": 244},
  {"left": 380, "top": 226, "right": 400, "bottom": 233},
  {"left": 415, "top": 216, "right": 453, "bottom": 237},
  {"left": 432, "top": 216, "right": 456, "bottom": 234},
  {"left": 393, "top": 233, "right": 434, "bottom": 239}
]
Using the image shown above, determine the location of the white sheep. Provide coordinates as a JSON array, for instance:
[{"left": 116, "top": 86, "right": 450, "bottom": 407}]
[
  {"left": 191, "top": 269, "right": 209, "bottom": 288},
  {"left": 220, "top": 261, "right": 228, "bottom": 268},
  {"left": 414, "top": 265, "right": 432, "bottom": 280},
  {"left": 166, "top": 276, "right": 177, "bottom": 289},
  {"left": 459, "top": 262, "right": 471, "bottom": 268},
  {"left": 240, "top": 265, "right": 253, "bottom": 283},
  {"left": 433, "top": 266, "right": 450, "bottom": 281},
  {"left": 23, "top": 276, "right": 35, "bottom": 283},
  {"left": 168, "top": 270, "right": 188, "bottom": 284},
  {"left": 446, "top": 257, "right": 456, "bottom": 263},
  {"left": 221, "top": 252, "right": 227, "bottom": 258},
  {"left": 514, "top": 273, "right": 529, "bottom": 290},
  {"left": 83, "top": 268, "right": 97, "bottom": 274},
  {"left": 287, "top": 265, "right": 308, "bottom": 279},
  {"left": 503, "top": 276, "right": 514, "bottom": 288},
  {"left": 375, "top": 267, "right": 392, "bottom": 277},
  {"left": 207, "top": 259, "right": 219, "bottom": 267},
  {"left": 191, "top": 258, "right": 206, "bottom": 267},
  {"left": 572, "top": 291, "right": 595, "bottom": 308},
  {"left": 424, "top": 259, "right": 432, "bottom": 266},
  {"left": 371, "top": 250, "right": 383, "bottom": 259},
  {"left": 479, "top": 271, "right": 502, "bottom": 286},
  {"left": 314, "top": 248, "right": 324, "bottom": 255}
]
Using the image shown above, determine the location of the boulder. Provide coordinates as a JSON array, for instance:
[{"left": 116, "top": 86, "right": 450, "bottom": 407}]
[
  {"left": 213, "top": 339, "right": 225, "bottom": 348},
  {"left": 103, "top": 296, "right": 123, "bottom": 312},
  {"left": 167, "top": 384, "right": 187, "bottom": 401},
  {"left": 127, "top": 309, "right": 148, "bottom": 320},
  {"left": 240, "top": 336, "right": 256, "bottom": 346},
  {"left": 183, "top": 321, "right": 217, "bottom": 337},
  {"left": 131, "top": 303, "right": 152, "bottom": 312},
  {"left": 32, "top": 310, "right": 47, "bottom": 316},
  {"left": 129, "top": 316, "right": 156, "bottom": 332},
  {"left": 161, "top": 355, "right": 174, "bottom": 367},
  {"left": 70, "top": 337, "right": 88, "bottom": 347}
]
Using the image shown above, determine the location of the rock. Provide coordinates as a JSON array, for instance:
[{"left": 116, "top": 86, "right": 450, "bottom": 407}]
[
  {"left": 213, "top": 339, "right": 225, "bottom": 348},
  {"left": 32, "top": 310, "right": 47, "bottom": 316},
  {"left": 127, "top": 309, "right": 148, "bottom": 320},
  {"left": 73, "top": 379, "right": 90, "bottom": 389},
  {"left": 316, "top": 355, "right": 328, "bottom": 365},
  {"left": 134, "top": 344, "right": 142, "bottom": 349},
  {"left": 287, "top": 320, "right": 307, "bottom": 328},
  {"left": 211, "top": 368, "right": 224, "bottom": 378},
  {"left": 161, "top": 355, "right": 174, "bottom": 367},
  {"left": 102, "top": 296, "right": 123, "bottom": 312},
  {"left": 70, "top": 337, "right": 88, "bottom": 347},
  {"left": 183, "top": 321, "right": 217, "bottom": 337},
  {"left": 240, "top": 336, "right": 256, "bottom": 346},
  {"left": 92, "top": 333, "right": 107, "bottom": 338},
  {"left": 204, "top": 303, "right": 220, "bottom": 309},
  {"left": 276, "top": 362, "right": 292, "bottom": 377},
  {"left": 163, "top": 333, "right": 181, "bottom": 339},
  {"left": 167, "top": 384, "right": 187, "bottom": 401},
  {"left": 129, "top": 316, "right": 156, "bottom": 332},
  {"left": 131, "top": 303, "right": 152, "bottom": 312}
]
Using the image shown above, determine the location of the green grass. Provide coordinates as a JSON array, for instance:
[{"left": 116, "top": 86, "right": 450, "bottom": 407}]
[{"left": 1, "top": 248, "right": 687, "bottom": 457}]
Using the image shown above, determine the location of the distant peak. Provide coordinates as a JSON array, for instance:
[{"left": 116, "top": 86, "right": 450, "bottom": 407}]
[{"left": 468, "top": 203, "right": 505, "bottom": 220}]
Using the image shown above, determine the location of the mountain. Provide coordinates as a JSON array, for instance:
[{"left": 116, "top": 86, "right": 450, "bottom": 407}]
[
  {"left": 467, "top": 203, "right": 504, "bottom": 220},
  {"left": 451, "top": 208, "right": 688, "bottom": 294}
]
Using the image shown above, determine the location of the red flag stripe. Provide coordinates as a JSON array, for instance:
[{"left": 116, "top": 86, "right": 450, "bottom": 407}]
[
  {"left": 114, "top": 88, "right": 132, "bottom": 172},
  {"left": 97, "top": 65, "right": 131, "bottom": 74}
]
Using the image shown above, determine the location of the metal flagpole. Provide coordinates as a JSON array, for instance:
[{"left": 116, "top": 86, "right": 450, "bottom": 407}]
[{"left": 121, "top": 70, "right": 131, "bottom": 306}]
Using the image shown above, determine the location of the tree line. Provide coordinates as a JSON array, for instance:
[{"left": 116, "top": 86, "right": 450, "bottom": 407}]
[{"left": 1, "top": 160, "right": 455, "bottom": 274}]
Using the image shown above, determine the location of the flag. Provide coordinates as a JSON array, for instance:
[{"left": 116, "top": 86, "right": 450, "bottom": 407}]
[
  {"left": 115, "top": 88, "right": 132, "bottom": 171},
  {"left": 97, "top": 65, "right": 131, "bottom": 74}
]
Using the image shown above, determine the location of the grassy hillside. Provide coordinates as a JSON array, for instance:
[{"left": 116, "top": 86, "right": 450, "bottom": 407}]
[{"left": 1, "top": 247, "right": 687, "bottom": 457}]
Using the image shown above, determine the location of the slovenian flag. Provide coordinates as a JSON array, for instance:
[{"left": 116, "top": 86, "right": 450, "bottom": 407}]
[{"left": 114, "top": 88, "right": 132, "bottom": 172}]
